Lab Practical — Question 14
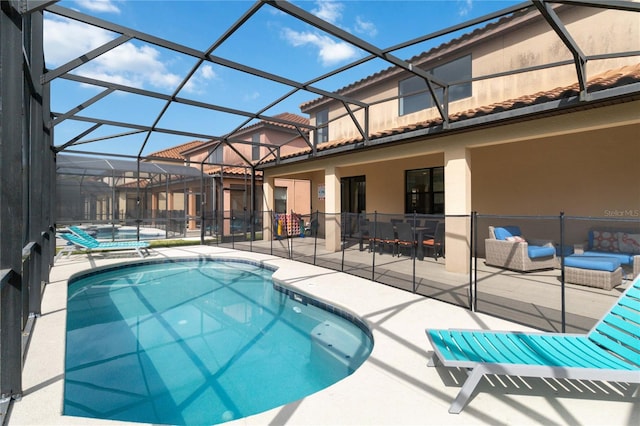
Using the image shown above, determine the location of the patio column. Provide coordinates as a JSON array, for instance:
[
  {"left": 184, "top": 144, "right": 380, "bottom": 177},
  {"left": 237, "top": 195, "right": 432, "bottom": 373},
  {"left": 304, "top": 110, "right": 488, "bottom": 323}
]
[
  {"left": 262, "top": 175, "right": 275, "bottom": 240},
  {"left": 444, "top": 146, "right": 472, "bottom": 273},
  {"left": 324, "top": 166, "right": 341, "bottom": 252}
]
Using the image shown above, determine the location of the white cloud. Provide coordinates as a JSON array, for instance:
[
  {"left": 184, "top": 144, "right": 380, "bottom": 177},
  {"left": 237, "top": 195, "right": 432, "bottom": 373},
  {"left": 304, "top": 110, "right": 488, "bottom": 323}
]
[
  {"left": 355, "top": 16, "right": 377, "bottom": 37},
  {"left": 44, "top": 16, "right": 185, "bottom": 92},
  {"left": 183, "top": 64, "right": 217, "bottom": 94},
  {"left": 311, "top": 0, "right": 344, "bottom": 25},
  {"left": 458, "top": 0, "right": 473, "bottom": 17},
  {"left": 281, "top": 27, "right": 358, "bottom": 67},
  {"left": 200, "top": 64, "right": 216, "bottom": 80},
  {"left": 75, "top": 0, "right": 121, "bottom": 14},
  {"left": 243, "top": 91, "right": 261, "bottom": 102}
]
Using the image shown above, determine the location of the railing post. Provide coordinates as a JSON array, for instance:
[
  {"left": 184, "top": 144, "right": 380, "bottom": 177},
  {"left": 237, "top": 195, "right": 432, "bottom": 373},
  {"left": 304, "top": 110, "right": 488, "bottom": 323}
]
[
  {"left": 560, "top": 211, "right": 566, "bottom": 333},
  {"left": 371, "top": 211, "right": 377, "bottom": 282},
  {"left": 313, "top": 210, "right": 318, "bottom": 265},
  {"left": 341, "top": 213, "right": 347, "bottom": 272},
  {"left": 270, "top": 210, "right": 274, "bottom": 256},
  {"left": 470, "top": 211, "right": 476, "bottom": 311},
  {"left": 412, "top": 211, "right": 417, "bottom": 293}
]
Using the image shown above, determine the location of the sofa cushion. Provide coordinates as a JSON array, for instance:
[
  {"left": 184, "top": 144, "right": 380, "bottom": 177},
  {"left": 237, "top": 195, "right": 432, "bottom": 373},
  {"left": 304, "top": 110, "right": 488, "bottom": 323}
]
[
  {"left": 618, "top": 233, "right": 640, "bottom": 254},
  {"left": 494, "top": 226, "right": 522, "bottom": 240},
  {"left": 565, "top": 255, "right": 621, "bottom": 272},
  {"left": 527, "top": 245, "right": 555, "bottom": 259},
  {"left": 582, "top": 251, "right": 634, "bottom": 266}
]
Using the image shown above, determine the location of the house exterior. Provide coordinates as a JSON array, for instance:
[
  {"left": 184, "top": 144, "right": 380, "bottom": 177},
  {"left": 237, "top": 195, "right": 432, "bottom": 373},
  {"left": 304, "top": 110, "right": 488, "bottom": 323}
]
[
  {"left": 257, "top": 4, "right": 640, "bottom": 273},
  {"left": 146, "top": 113, "right": 313, "bottom": 232}
]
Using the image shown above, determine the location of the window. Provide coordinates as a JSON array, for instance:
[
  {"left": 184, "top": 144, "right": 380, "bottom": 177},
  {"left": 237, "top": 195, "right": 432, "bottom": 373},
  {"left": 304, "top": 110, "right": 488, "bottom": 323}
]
[
  {"left": 251, "top": 133, "right": 260, "bottom": 161},
  {"left": 274, "top": 187, "right": 287, "bottom": 214},
  {"left": 399, "top": 55, "right": 472, "bottom": 116},
  {"left": 209, "top": 144, "right": 223, "bottom": 164},
  {"left": 405, "top": 167, "right": 444, "bottom": 214},
  {"left": 340, "top": 175, "right": 366, "bottom": 213},
  {"left": 315, "top": 108, "right": 328, "bottom": 144}
]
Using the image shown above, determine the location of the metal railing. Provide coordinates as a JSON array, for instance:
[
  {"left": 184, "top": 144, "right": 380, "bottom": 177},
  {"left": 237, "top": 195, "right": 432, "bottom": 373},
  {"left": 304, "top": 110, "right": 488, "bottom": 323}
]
[{"left": 206, "top": 210, "right": 638, "bottom": 334}]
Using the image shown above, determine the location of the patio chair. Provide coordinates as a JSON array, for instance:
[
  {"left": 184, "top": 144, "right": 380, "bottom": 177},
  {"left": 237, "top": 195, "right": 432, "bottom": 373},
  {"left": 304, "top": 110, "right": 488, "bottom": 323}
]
[
  {"left": 368, "top": 222, "right": 397, "bottom": 255},
  {"left": 422, "top": 222, "right": 445, "bottom": 260},
  {"left": 425, "top": 276, "right": 640, "bottom": 414},
  {"left": 57, "top": 231, "right": 151, "bottom": 259},
  {"left": 485, "top": 225, "right": 556, "bottom": 271},
  {"left": 395, "top": 222, "right": 416, "bottom": 257}
]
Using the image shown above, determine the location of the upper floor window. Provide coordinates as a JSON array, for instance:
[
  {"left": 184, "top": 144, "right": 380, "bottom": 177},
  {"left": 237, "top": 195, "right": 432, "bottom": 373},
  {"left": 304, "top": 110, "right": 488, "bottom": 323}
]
[
  {"left": 251, "top": 133, "right": 261, "bottom": 161},
  {"left": 315, "top": 108, "right": 329, "bottom": 144},
  {"left": 209, "top": 144, "right": 223, "bottom": 164},
  {"left": 399, "top": 55, "right": 471, "bottom": 116}
]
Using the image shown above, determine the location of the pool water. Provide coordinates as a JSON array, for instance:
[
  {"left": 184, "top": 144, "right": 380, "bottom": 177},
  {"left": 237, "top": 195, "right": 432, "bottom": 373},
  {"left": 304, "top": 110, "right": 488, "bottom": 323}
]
[
  {"left": 93, "top": 225, "right": 165, "bottom": 241},
  {"left": 64, "top": 259, "right": 372, "bottom": 425}
]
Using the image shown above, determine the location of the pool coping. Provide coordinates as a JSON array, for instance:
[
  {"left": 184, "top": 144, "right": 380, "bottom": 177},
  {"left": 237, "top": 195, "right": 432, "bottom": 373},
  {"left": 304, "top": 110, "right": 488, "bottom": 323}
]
[{"left": 8, "top": 246, "right": 639, "bottom": 426}]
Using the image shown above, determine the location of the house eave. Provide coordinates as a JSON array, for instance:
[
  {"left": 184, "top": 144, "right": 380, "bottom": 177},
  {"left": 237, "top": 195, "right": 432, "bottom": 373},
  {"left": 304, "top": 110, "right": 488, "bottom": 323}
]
[{"left": 261, "top": 85, "right": 640, "bottom": 169}]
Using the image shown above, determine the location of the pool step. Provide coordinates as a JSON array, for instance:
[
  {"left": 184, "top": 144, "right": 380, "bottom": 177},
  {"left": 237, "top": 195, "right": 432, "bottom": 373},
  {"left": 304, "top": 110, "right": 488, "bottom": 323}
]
[{"left": 310, "top": 321, "right": 365, "bottom": 375}]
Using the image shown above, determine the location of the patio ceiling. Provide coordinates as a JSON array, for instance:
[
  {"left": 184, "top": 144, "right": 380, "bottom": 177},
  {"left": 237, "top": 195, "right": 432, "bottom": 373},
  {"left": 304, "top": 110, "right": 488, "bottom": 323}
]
[{"left": 31, "top": 0, "right": 640, "bottom": 169}]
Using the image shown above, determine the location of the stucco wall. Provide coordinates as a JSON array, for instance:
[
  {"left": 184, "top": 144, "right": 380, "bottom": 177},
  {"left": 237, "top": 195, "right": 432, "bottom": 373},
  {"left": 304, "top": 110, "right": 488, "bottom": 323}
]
[
  {"left": 471, "top": 124, "right": 639, "bottom": 217},
  {"left": 315, "top": 6, "right": 640, "bottom": 143}
]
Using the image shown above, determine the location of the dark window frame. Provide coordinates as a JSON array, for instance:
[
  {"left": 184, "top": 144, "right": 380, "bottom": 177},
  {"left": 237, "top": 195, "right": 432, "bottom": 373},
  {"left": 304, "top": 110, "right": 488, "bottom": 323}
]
[
  {"left": 251, "top": 133, "right": 260, "bottom": 161},
  {"left": 314, "top": 108, "right": 329, "bottom": 144},
  {"left": 399, "top": 55, "right": 472, "bottom": 116},
  {"left": 405, "top": 167, "right": 444, "bottom": 214}
]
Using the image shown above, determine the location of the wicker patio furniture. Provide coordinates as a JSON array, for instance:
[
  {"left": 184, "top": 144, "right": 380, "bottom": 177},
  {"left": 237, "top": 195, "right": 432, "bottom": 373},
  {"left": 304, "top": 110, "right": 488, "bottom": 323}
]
[
  {"left": 564, "top": 256, "right": 623, "bottom": 290},
  {"left": 485, "top": 226, "right": 556, "bottom": 272}
]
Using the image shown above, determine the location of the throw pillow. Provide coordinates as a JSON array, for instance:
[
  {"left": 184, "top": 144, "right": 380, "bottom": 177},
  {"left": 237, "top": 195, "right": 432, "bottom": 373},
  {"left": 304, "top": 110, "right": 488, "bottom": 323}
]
[
  {"left": 505, "top": 236, "right": 526, "bottom": 242},
  {"left": 618, "top": 233, "right": 640, "bottom": 254},
  {"left": 592, "top": 230, "right": 619, "bottom": 252}
]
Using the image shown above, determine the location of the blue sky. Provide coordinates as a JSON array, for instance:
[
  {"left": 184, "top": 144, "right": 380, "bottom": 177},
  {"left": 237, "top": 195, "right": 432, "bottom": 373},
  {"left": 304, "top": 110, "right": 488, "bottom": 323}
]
[{"left": 44, "top": 0, "right": 521, "bottom": 156}]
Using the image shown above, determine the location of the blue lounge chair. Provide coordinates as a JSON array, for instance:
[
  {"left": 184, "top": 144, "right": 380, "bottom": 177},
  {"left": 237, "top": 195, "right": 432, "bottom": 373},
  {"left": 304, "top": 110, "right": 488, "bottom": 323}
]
[
  {"left": 57, "top": 229, "right": 151, "bottom": 260},
  {"left": 426, "top": 277, "right": 640, "bottom": 414}
]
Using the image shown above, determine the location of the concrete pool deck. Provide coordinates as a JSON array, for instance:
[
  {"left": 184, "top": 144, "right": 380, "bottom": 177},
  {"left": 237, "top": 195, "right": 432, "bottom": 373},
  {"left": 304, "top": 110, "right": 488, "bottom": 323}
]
[{"left": 7, "top": 245, "right": 639, "bottom": 425}]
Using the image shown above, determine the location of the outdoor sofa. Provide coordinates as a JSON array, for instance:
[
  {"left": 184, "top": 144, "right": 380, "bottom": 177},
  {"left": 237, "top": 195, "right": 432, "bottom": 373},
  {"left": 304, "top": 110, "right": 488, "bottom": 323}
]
[{"left": 574, "top": 229, "right": 640, "bottom": 279}]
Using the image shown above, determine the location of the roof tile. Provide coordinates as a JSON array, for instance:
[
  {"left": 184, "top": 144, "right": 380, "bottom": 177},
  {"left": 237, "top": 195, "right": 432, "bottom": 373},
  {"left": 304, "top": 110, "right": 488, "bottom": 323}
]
[{"left": 273, "top": 63, "right": 640, "bottom": 163}]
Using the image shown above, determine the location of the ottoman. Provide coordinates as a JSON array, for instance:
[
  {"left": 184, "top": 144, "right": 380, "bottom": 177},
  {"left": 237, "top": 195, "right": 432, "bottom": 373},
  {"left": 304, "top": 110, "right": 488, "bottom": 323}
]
[{"left": 564, "top": 256, "right": 622, "bottom": 290}]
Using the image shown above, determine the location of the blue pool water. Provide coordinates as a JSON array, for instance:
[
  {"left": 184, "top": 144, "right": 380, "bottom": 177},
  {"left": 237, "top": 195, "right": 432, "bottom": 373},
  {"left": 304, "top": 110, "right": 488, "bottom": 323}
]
[
  {"left": 64, "top": 259, "right": 373, "bottom": 425},
  {"left": 93, "top": 225, "right": 165, "bottom": 241}
]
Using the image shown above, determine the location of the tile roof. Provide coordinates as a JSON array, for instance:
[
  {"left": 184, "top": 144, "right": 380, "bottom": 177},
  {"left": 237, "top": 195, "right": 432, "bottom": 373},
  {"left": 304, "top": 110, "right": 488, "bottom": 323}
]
[
  {"left": 300, "top": 6, "right": 537, "bottom": 111},
  {"left": 147, "top": 140, "right": 206, "bottom": 160},
  {"left": 204, "top": 165, "right": 263, "bottom": 178},
  {"left": 271, "top": 63, "right": 640, "bottom": 163},
  {"left": 235, "top": 112, "right": 310, "bottom": 134}
]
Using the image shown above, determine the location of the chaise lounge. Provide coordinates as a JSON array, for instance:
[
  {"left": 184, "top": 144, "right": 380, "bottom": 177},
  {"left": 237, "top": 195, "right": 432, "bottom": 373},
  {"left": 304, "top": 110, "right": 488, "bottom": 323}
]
[
  {"left": 56, "top": 227, "right": 151, "bottom": 260},
  {"left": 425, "top": 276, "right": 640, "bottom": 414}
]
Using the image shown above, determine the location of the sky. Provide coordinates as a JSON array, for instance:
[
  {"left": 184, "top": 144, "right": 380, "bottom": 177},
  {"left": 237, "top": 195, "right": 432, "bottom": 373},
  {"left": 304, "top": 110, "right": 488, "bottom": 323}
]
[{"left": 44, "top": 0, "right": 523, "bottom": 157}]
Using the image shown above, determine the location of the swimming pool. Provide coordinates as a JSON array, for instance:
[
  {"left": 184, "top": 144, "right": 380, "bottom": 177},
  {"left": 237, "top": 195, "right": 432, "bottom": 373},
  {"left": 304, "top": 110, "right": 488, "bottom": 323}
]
[
  {"left": 93, "top": 225, "right": 165, "bottom": 240},
  {"left": 64, "top": 258, "right": 373, "bottom": 425}
]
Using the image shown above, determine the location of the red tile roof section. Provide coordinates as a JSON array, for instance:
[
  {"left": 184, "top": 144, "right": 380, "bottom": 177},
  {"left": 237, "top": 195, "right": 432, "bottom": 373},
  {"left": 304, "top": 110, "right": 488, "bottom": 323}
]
[
  {"left": 275, "top": 63, "right": 640, "bottom": 162},
  {"left": 204, "top": 166, "right": 263, "bottom": 177},
  {"left": 241, "top": 112, "right": 310, "bottom": 133},
  {"left": 147, "top": 140, "right": 206, "bottom": 160}
]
